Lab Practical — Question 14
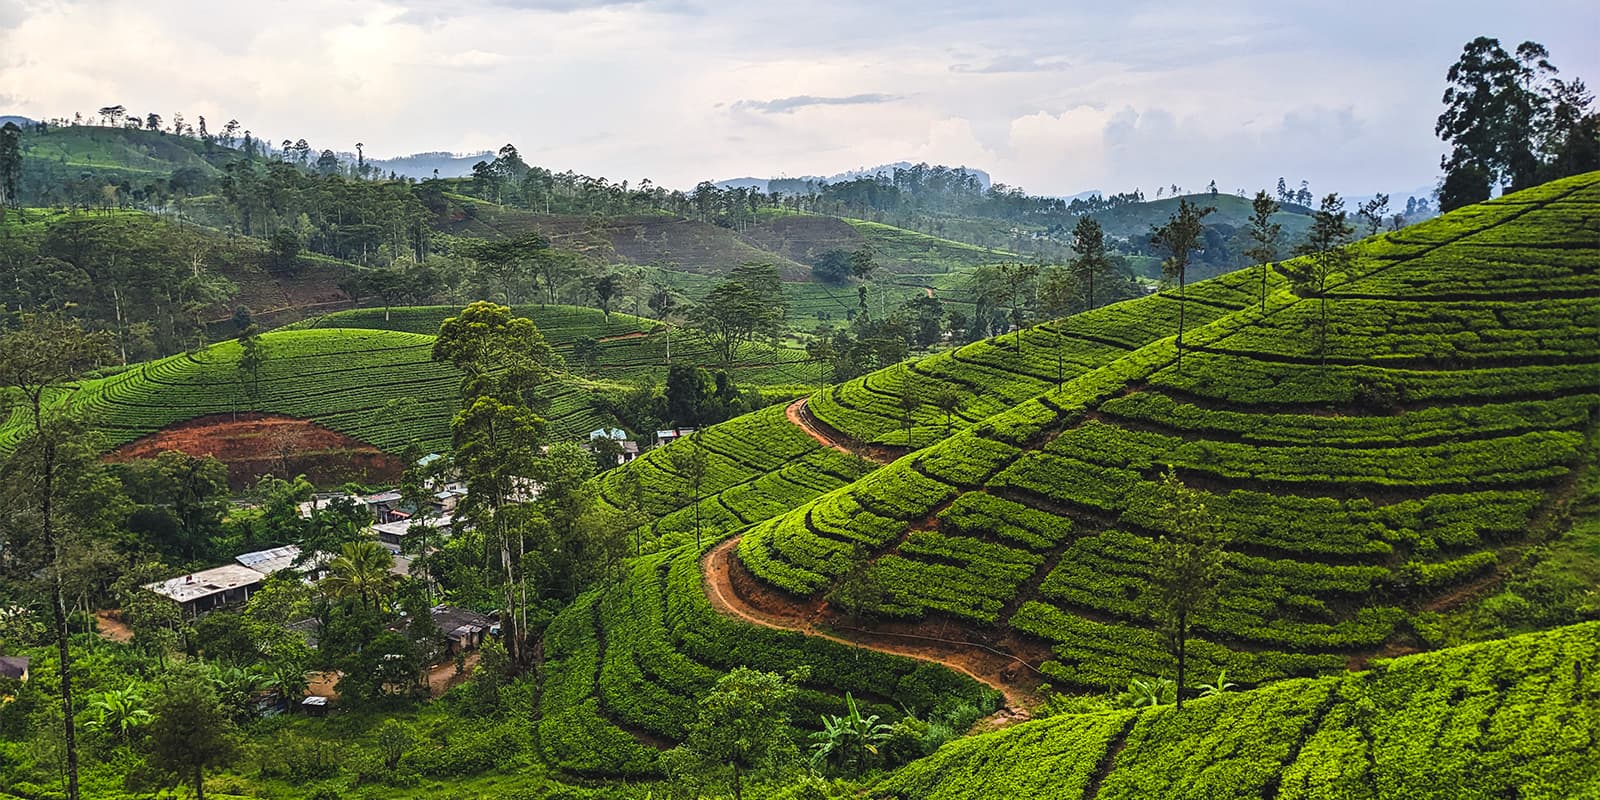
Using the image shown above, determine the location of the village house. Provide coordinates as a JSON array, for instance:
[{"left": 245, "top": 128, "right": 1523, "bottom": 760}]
[
  {"left": 587, "top": 428, "right": 640, "bottom": 465},
  {"left": 235, "top": 544, "right": 330, "bottom": 582},
  {"left": 361, "top": 490, "right": 406, "bottom": 523},
  {"left": 656, "top": 427, "right": 696, "bottom": 445},
  {"left": 370, "top": 512, "right": 458, "bottom": 553},
  {"left": 144, "top": 564, "right": 266, "bottom": 618},
  {"left": 296, "top": 491, "right": 361, "bottom": 519},
  {"left": 429, "top": 605, "right": 493, "bottom": 656}
]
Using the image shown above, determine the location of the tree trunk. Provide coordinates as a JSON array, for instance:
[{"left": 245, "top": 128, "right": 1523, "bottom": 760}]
[
  {"left": 1260, "top": 263, "right": 1268, "bottom": 311},
  {"left": 731, "top": 762, "right": 743, "bottom": 800},
  {"left": 1319, "top": 295, "right": 1328, "bottom": 366},
  {"left": 194, "top": 766, "right": 205, "bottom": 800},
  {"left": 1175, "top": 611, "right": 1187, "bottom": 712},
  {"left": 42, "top": 437, "right": 81, "bottom": 800},
  {"left": 1176, "top": 267, "right": 1186, "bottom": 374}
]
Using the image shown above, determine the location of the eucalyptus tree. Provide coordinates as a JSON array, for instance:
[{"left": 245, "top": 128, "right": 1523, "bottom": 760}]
[{"left": 1150, "top": 199, "right": 1215, "bottom": 373}]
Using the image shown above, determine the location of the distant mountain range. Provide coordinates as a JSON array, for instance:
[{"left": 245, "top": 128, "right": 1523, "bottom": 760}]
[
  {"left": 717, "top": 162, "right": 994, "bottom": 194},
  {"left": 360, "top": 150, "right": 495, "bottom": 179}
]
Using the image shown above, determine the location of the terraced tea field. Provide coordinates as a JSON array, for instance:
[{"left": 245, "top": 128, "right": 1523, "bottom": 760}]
[
  {"left": 736, "top": 171, "right": 1600, "bottom": 693},
  {"left": 0, "top": 327, "right": 622, "bottom": 459},
  {"left": 875, "top": 621, "right": 1600, "bottom": 799}
]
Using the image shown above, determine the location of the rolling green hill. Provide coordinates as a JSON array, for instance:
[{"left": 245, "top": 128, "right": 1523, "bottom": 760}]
[
  {"left": 0, "top": 327, "right": 618, "bottom": 461},
  {"left": 736, "top": 172, "right": 1600, "bottom": 691},
  {"left": 299, "top": 302, "right": 827, "bottom": 388},
  {"left": 870, "top": 620, "right": 1600, "bottom": 799},
  {"left": 526, "top": 173, "right": 1600, "bottom": 784},
  {"left": 1090, "top": 191, "right": 1315, "bottom": 240}
]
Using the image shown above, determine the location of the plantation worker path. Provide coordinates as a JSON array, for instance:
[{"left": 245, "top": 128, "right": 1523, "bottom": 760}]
[
  {"left": 785, "top": 398, "right": 903, "bottom": 465},
  {"left": 702, "top": 535, "right": 1042, "bottom": 726}
]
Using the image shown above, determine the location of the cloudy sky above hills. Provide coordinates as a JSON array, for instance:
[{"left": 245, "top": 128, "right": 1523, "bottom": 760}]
[{"left": 1, "top": 0, "right": 1595, "bottom": 197}]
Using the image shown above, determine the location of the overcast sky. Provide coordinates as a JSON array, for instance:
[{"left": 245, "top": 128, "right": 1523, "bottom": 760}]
[{"left": 2, "top": 0, "right": 1595, "bottom": 196}]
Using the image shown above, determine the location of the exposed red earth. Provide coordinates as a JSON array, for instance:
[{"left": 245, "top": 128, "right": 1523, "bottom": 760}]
[{"left": 106, "top": 413, "right": 403, "bottom": 489}]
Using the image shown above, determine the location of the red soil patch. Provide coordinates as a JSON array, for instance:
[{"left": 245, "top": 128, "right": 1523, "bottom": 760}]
[
  {"left": 106, "top": 413, "right": 403, "bottom": 489},
  {"left": 597, "top": 330, "right": 651, "bottom": 343},
  {"left": 95, "top": 610, "right": 134, "bottom": 644},
  {"left": 704, "top": 536, "right": 1046, "bottom": 728}
]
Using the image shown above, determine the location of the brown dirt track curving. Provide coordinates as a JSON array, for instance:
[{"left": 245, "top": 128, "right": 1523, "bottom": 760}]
[{"left": 703, "top": 535, "right": 1043, "bottom": 729}]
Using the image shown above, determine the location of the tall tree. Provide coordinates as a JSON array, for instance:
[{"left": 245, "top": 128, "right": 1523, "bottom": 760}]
[
  {"left": 1036, "top": 265, "right": 1076, "bottom": 324},
  {"left": 896, "top": 367, "right": 921, "bottom": 448},
  {"left": 1148, "top": 469, "right": 1227, "bottom": 711},
  {"left": 0, "top": 122, "right": 21, "bottom": 222},
  {"left": 236, "top": 324, "right": 264, "bottom": 400},
  {"left": 668, "top": 433, "right": 709, "bottom": 549},
  {"left": 1436, "top": 37, "right": 1563, "bottom": 202},
  {"left": 433, "top": 303, "right": 555, "bottom": 665},
  {"left": 1150, "top": 199, "right": 1215, "bottom": 373},
  {"left": 592, "top": 272, "right": 619, "bottom": 319},
  {"left": 1357, "top": 194, "right": 1390, "bottom": 236},
  {"left": 1243, "top": 191, "right": 1283, "bottom": 311},
  {"left": 1288, "top": 194, "right": 1355, "bottom": 365},
  {"left": 146, "top": 665, "right": 237, "bottom": 800},
  {"left": 0, "top": 313, "right": 113, "bottom": 800},
  {"left": 1068, "top": 216, "right": 1110, "bottom": 310},
  {"left": 691, "top": 263, "right": 787, "bottom": 365}
]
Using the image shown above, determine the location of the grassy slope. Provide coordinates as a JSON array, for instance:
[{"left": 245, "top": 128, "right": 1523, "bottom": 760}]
[
  {"left": 432, "top": 196, "right": 812, "bottom": 279},
  {"left": 736, "top": 172, "right": 1600, "bottom": 688},
  {"left": 17, "top": 124, "right": 230, "bottom": 179},
  {"left": 0, "top": 313, "right": 660, "bottom": 458},
  {"left": 872, "top": 621, "right": 1600, "bottom": 799},
  {"left": 1091, "top": 191, "right": 1314, "bottom": 240},
  {"left": 299, "top": 302, "right": 827, "bottom": 388}
]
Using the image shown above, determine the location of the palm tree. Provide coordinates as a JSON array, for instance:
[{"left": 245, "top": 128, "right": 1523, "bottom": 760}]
[
  {"left": 85, "top": 686, "right": 152, "bottom": 742},
  {"left": 320, "top": 540, "right": 398, "bottom": 612}
]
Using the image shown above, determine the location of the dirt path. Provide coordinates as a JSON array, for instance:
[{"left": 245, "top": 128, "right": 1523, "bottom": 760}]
[
  {"left": 703, "top": 536, "right": 1041, "bottom": 725},
  {"left": 597, "top": 330, "right": 651, "bottom": 343},
  {"left": 94, "top": 610, "right": 134, "bottom": 644},
  {"left": 302, "top": 653, "right": 481, "bottom": 702},
  {"left": 427, "top": 652, "right": 480, "bottom": 697},
  {"left": 785, "top": 398, "right": 901, "bottom": 465}
]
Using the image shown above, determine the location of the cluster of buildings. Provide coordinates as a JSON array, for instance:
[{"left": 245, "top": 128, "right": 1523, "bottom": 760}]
[{"left": 141, "top": 457, "right": 488, "bottom": 659}]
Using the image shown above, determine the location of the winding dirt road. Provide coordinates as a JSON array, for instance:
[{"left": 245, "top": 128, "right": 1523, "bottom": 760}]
[
  {"left": 785, "top": 398, "right": 902, "bottom": 465},
  {"left": 703, "top": 535, "right": 1041, "bottom": 722}
]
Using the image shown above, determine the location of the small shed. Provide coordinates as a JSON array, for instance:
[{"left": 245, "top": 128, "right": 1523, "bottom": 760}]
[
  {"left": 656, "top": 427, "right": 696, "bottom": 444},
  {"left": 429, "top": 605, "right": 493, "bottom": 655},
  {"left": 0, "top": 656, "right": 29, "bottom": 682},
  {"left": 145, "top": 564, "right": 265, "bottom": 618},
  {"left": 300, "top": 695, "right": 330, "bottom": 716}
]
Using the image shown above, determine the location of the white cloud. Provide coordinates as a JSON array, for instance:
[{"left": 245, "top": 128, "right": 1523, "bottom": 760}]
[{"left": 0, "top": 0, "right": 1596, "bottom": 195}]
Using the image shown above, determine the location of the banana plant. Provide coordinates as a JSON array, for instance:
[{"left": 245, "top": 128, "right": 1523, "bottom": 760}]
[
  {"left": 1199, "top": 669, "right": 1237, "bottom": 698},
  {"left": 809, "top": 692, "right": 893, "bottom": 776}
]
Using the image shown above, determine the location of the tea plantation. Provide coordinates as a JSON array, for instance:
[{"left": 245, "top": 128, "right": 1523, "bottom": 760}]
[
  {"left": 0, "top": 327, "right": 621, "bottom": 456},
  {"left": 536, "top": 544, "right": 999, "bottom": 776},
  {"left": 869, "top": 621, "right": 1600, "bottom": 799},
  {"left": 736, "top": 172, "right": 1600, "bottom": 690}
]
